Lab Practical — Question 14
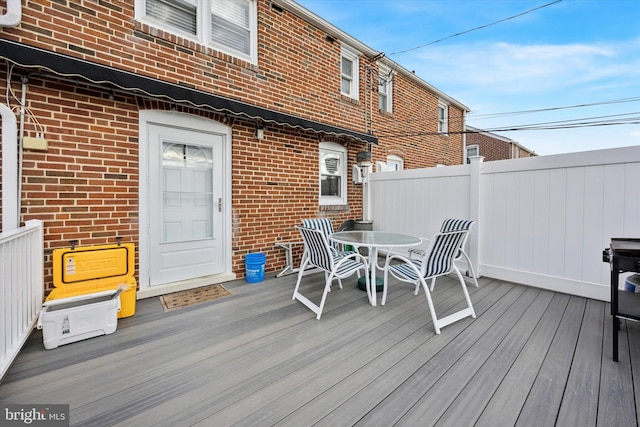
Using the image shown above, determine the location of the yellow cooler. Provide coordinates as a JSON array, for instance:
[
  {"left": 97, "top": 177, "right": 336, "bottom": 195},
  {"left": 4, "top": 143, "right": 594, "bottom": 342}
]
[{"left": 47, "top": 242, "right": 137, "bottom": 318}]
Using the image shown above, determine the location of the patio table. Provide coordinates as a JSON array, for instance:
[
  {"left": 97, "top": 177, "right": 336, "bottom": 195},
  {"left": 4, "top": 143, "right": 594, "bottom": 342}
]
[{"left": 330, "top": 231, "right": 421, "bottom": 306}]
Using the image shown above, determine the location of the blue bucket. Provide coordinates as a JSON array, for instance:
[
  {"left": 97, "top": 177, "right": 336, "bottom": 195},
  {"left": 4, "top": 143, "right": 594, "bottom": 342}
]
[
  {"left": 245, "top": 252, "right": 266, "bottom": 283},
  {"left": 624, "top": 274, "right": 640, "bottom": 293}
]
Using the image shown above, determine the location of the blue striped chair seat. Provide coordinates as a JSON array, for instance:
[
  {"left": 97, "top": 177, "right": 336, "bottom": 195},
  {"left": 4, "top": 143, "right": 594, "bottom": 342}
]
[{"left": 388, "top": 259, "right": 422, "bottom": 281}]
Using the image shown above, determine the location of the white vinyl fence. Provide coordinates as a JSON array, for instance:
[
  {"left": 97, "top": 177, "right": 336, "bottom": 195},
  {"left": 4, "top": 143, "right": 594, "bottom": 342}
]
[
  {"left": 0, "top": 220, "right": 43, "bottom": 381},
  {"left": 370, "top": 146, "right": 640, "bottom": 301}
]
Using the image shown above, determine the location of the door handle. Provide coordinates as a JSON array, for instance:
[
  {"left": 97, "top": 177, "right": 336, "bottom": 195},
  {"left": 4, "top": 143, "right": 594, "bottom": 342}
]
[{"left": 218, "top": 197, "right": 222, "bottom": 212}]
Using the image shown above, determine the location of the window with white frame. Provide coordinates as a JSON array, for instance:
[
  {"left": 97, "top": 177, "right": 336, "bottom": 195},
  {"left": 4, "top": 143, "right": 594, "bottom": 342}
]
[
  {"left": 438, "top": 100, "right": 449, "bottom": 134},
  {"left": 137, "top": 0, "right": 257, "bottom": 63},
  {"left": 387, "top": 154, "right": 403, "bottom": 171},
  {"left": 378, "top": 64, "right": 393, "bottom": 113},
  {"left": 341, "top": 45, "right": 360, "bottom": 100},
  {"left": 319, "top": 142, "right": 347, "bottom": 205},
  {"left": 466, "top": 144, "right": 479, "bottom": 163}
]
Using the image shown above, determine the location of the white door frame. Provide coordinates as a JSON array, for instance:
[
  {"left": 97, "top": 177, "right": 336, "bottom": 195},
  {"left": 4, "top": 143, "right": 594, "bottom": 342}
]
[{"left": 138, "top": 110, "right": 235, "bottom": 298}]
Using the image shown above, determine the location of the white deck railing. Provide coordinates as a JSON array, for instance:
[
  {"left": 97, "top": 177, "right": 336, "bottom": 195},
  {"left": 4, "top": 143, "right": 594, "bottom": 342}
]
[
  {"left": 0, "top": 220, "right": 43, "bottom": 380},
  {"left": 370, "top": 146, "right": 640, "bottom": 302}
]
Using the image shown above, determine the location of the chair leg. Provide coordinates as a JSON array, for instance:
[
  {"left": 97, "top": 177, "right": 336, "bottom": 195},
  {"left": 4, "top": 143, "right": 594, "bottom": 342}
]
[
  {"left": 363, "top": 266, "right": 372, "bottom": 305},
  {"left": 292, "top": 258, "right": 309, "bottom": 300},
  {"left": 430, "top": 277, "right": 436, "bottom": 292},
  {"left": 315, "top": 275, "right": 334, "bottom": 320},
  {"left": 382, "top": 267, "right": 389, "bottom": 305},
  {"left": 461, "top": 250, "right": 479, "bottom": 287},
  {"left": 454, "top": 267, "right": 476, "bottom": 319},
  {"left": 419, "top": 278, "right": 441, "bottom": 334}
]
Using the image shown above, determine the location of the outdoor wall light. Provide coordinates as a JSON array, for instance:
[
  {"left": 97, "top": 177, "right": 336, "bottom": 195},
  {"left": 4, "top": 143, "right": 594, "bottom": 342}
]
[
  {"left": 255, "top": 124, "right": 265, "bottom": 140},
  {"left": 356, "top": 151, "right": 372, "bottom": 178},
  {"left": 356, "top": 151, "right": 373, "bottom": 222}
]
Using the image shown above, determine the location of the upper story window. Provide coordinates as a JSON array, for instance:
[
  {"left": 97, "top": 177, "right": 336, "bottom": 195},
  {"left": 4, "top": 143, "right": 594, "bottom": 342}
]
[
  {"left": 466, "top": 144, "right": 479, "bottom": 163},
  {"left": 138, "top": 0, "right": 257, "bottom": 63},
  {"left": 341, "top": 45, "right": 360, "bottom": 100},
  {"left": 378, "top": 64, "right": 393, "bottom": 113},
  {"left": 319, "top": 142, "right": 348, "bottom": 205},
  {"left": 438, "top": 100, "right": 449, "bottom": 134}
]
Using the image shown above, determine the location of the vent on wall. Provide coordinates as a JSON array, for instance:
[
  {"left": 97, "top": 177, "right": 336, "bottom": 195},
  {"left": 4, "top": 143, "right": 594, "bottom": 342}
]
[{"left": 271, "top": 3, "right": 284, "bottom": 13}]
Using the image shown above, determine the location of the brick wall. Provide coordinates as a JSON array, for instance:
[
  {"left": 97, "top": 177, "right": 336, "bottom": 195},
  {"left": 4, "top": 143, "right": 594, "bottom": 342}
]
[
  {"left": 0, "top": 0, "right": 465, "bottom": 292},
  {"left": 467, "top": 131, "right": 511, "bottom": 162},
  {"left": 467, "top": 129, "right": 535, "bottom": 161}
]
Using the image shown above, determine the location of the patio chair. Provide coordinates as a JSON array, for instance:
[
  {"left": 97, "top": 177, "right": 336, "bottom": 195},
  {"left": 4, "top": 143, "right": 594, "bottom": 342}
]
[
  {"left": 293, "top": 226, "right": 369, "bottom": 319},
  {"left": 409, "top": 218, "right": 479, "bottom": 290},
  {"left": 382, "top": 227, "right": 476, "bottom": 334}
]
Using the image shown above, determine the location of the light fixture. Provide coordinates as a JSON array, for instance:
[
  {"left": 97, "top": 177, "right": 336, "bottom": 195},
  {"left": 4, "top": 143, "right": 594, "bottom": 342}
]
[
  {"left": 356, "top": 151, "right": 372, "bottom": 178},
  {"left": 356, "top": 151, "right": 373, "bottom": 222},
  {"left": 255, "top": 124, "right": 265, "bottom": 140}
]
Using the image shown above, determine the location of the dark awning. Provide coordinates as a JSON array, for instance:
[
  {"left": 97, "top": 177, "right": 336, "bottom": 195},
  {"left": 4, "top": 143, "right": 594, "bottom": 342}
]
[{"left": 0, "top": 39, "right": 377, "bottom": 144}]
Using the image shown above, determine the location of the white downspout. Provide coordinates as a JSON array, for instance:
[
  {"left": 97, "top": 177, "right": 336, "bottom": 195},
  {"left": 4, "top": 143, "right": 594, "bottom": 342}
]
[
  {"left": 0, "top": 0, "right": 21, "bottom": 27},
  {"left": 1, "top": 103, "right": 19, "bottom": 231}
]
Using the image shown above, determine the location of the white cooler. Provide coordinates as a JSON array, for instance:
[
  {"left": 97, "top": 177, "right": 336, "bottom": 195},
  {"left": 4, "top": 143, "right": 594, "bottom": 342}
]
[{"left": 37, "top": 289, "right": 120, "bottom": 350}]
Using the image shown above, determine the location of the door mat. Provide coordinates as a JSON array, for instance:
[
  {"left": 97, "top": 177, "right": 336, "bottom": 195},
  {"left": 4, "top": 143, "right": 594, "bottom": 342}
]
[{"left": 160, "top": 285, "right": 231, "bottom": 311}]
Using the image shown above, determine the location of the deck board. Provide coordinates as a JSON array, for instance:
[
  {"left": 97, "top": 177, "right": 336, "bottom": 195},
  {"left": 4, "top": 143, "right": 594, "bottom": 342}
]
[
  {"left": 515, "top": 295, "right": 587, "bottom": 427},
  {"left": 434, "top": 289, "right": 555, "bottom": 427},
  {"left": 1, "top": 272, "right": 638, "bottom": 427},
  {"left": 474, "top": 292, "right": 571, "bottom": 426},
  {"left": 556, "top": 298, "right": 604, "bottom": 427}
]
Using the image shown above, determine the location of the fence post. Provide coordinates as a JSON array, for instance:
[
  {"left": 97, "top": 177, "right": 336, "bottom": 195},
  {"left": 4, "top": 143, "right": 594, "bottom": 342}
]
[{"left": 469, "top": 156, "right": 483, "bottom": 277}]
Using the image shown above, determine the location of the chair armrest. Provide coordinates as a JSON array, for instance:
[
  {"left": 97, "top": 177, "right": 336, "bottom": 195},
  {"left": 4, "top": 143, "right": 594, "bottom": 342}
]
[
  {"left": 383, "top": 252, "right": 414, "bottom": 269},
  {"left": 407, "top": 237, "right": 430, "bottom": 259}
]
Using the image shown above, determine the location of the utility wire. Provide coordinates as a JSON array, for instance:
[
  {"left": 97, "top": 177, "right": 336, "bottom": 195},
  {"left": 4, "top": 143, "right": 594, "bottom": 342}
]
[
  {"left": 468, "top": 96, "right": 640, "bottom": 120},
  {"left": 376, "top": 112, "right": 640, "bottom": 138},
  {"left": 390, "top": 0, "right": 563, "bottom": 56}
]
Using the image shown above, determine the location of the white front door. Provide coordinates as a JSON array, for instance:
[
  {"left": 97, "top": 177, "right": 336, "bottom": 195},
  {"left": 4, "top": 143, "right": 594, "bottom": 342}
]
[{"left": 146, "top": 121, "right": 225, "bottom": 287}]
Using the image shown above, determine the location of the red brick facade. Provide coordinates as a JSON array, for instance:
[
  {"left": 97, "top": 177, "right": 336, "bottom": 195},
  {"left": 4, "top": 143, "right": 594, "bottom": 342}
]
[
  {"left": 0, "top": 0, "right": 467, "bottom": 294},
  {"left": 466, "top": 126, "right": 536, "bottom": 162}
]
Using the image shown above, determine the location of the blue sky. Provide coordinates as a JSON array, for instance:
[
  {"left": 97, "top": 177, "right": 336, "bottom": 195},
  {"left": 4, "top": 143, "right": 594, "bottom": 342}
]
[{"left": 295, "top": 0, "right": 640, "bottom": 155}]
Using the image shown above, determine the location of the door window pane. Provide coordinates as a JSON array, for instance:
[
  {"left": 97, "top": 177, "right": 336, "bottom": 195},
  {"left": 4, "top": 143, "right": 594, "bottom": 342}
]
[{"left": 162, "top": 142, "right": 214, "bottom": 242}]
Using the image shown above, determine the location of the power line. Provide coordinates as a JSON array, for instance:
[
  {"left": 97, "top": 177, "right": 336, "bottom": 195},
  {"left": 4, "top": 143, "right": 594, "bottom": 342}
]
[
  {"left": 467, "top": 96, "right": 640, "bottom": 120},
  {"left": 390, "top": 0, "right": 563, "bottom": 56},
  {"left": 375, "top": 112, "right": 640, "bottom": 138}
]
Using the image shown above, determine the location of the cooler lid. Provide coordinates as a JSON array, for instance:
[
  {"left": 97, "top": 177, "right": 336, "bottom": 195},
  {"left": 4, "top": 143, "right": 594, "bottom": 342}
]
[{"left": 52, "top": 243, "right": 135, "bottom": 288}]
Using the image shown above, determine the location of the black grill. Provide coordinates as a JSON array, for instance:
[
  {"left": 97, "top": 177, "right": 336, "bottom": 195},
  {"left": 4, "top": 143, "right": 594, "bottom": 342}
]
[{"left": 604, "top": 238, "right": 640, "bottom": 361}]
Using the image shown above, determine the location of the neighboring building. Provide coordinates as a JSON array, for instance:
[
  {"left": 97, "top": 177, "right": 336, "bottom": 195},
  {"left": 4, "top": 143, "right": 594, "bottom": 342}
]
[
  {"left": 0, "top": 0, "right": 468, "bottom": 297},
  {"left": 466, "top": 126, "right": 536, "bottom": 162}
]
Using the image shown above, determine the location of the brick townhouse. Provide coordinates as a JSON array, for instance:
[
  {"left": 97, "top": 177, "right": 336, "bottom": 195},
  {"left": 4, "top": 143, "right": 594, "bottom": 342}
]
[
  {"left": 0, "top": 0, "right": 469, "bottom": 298},
  {"left": 466, "top": 126, "right": 536, "bottom": 162}
]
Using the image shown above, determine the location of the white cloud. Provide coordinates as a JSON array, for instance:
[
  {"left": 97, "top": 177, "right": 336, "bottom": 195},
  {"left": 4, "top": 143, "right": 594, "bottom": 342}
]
[{"left": 406, "top": 39, "right": 640, "bottom": 98}]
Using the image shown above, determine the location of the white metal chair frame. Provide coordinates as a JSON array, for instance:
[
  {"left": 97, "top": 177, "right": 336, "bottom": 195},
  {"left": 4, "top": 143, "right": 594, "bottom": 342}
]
[
  {"left": 293, "top": 226, "right": 370, "bottom": 319},
  {"left": 408, "top": 218, "right": 479, "bottom": 289},
  {"left": 383, "top": 227, "right": 476, "bottom": 334}
]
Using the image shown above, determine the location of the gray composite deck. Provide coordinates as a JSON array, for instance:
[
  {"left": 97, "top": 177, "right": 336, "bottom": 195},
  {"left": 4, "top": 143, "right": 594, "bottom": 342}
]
[{"left": 1, "top": 271, "right": 639, "bottom": 426}]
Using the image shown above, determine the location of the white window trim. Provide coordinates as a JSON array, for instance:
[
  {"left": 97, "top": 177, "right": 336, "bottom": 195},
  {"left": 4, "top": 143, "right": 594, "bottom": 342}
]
[
  {"left": 438, "top": 100, "right": 449, "bottom": 134},
  {"left": 341, "top": 45, "right": 360, "bottom": 101},
  {"left": 378, "top": 64, "right": 393, "bottom": 113},
  {"left": 466, "top": 144, "right": 479, "bottom": 163},
  {"left": 319, "top": 141, "right": 348, "bottom": 206},
  {"left": 135, "top": 0, "right": 258, "bottom": 64},
  {"left": 386, "top": 154, "right": 403, "bottom": 171}
]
